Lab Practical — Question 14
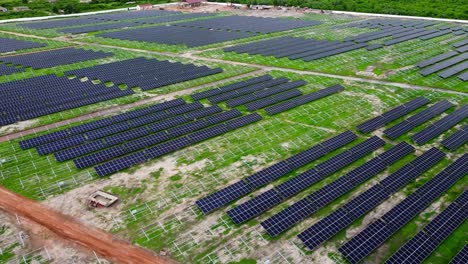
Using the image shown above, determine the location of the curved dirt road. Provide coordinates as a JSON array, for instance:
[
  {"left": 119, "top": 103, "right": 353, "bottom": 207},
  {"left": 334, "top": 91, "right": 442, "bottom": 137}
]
[{"left": 0, "top": 186, "right": 173, "bottom": 264}]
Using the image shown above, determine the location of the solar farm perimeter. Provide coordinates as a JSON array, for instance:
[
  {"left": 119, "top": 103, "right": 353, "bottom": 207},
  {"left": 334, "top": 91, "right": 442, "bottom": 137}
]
[{"left": 0, "top": 3, "right": 467, "bottom": 264}]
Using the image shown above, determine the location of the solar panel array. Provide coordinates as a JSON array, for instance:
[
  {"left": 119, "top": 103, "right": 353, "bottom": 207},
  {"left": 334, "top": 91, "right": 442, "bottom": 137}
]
[
  {"left": 172, "top": 15, "right": 321, "bottom": 34},
  {"left": 298, "top": 148, "right": 446, "bottom": 251},
  {"left": 261, "top": 142, "right": 415, "bottom": 237},
  {"left": 98, "top": 25, "right": 256, "bottom": 47},
  {"left": 419, "top": 52, "right": 468, "bottom": 77},
  {"left": 412, "top": 104, "right": 468, "bottom": 145},
  {"left": 0, "top": 47, "right": 112, "bottom": 69},
  {"left": 65, "top": 57, "right": 222, "bottom": 91},
  {"left": 94, "top": 113, "right": 262, "bottom": 176},
  {"left": 345, "top": 18, "right": 437, "bottom": 29},
  {"left": 357, "top": 97, "right": 430, "bottom": 133},
  {"left": 195, "top": 131, "right": 358, "bottom": 214},
  {"left": 19, "top": 10, "right": 180, "bottom": 29},
  {"left": 18, "top": 97, "right": 262, "bottom": 176},
  {"left": 0, "top": 64, "right": 24, "bottom": 75},
  {"left": 224, "top": 36, "right": 368, "bottom": 62},
  {"left": 0, "top": 37, "right": 46, "bottom": 53},
  {"left": 0, "top": 75, "right": 133, "bottom": 126},
  {"left": 227, "top": 136, "right": 385, "bottom": 225},
  {"left": 339, "top": 154, "right": 466, "bottom": 264},
  {"left": 265, "top": 84, "right": 345, "bottom": 115},
  {"left": 383, "top": 100, "right": 454, "bottom": 139},
  {"left": 386, "top": 190, "right": 468, "bottom": 264},
  {"left": 19, "top": 98, "right": 186, "bottom": 149},
  {"left": 59, "top": 13, "right": 214, "bottom": 34},
  {"left": 450, "top": 245, "right": 468, "bottom": 264},
  {"left": 441, "top": 125, "right": 467, "bottom": 151}
]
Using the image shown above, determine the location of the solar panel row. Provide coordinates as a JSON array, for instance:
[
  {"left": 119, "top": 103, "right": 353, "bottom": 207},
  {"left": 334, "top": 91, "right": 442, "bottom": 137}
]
[
  {"left": 0, "top": 37, "right": 47, "bottom": 53},
  {"left": 339, "top": 154, "right": 465, "bottom": 264},
  {"left": 227, "top": 136, "right": 385, "bottom": 225},
  {"left": 441, "top": 125, "right": 467, "bottom": 151},
  {"left": 0, "top": 75, "right": 133, "bottom": 126},
  {"left": 345, "top": 18, "right": 436, "bottom": 31},
  {"left": 383, "top": 100, "right": 454, "bottom": 139},
  {"left": 19, "top": 98, "right": 185, "bottom": 149},
  {"left": 48, "top": 105, "right": 220, "bottom": 159},
  {"left": 298, "top": 148, "right": 446, "bottom": 251},
  {"left": 94, "top": 113, "right": 263, "bottom": 176},
  {"left": 0, "top": 64, "right": 24, "bottom": 76},
  {"left": 20, "top": 10, "right": 180, "bottom": 29},
  {"left": 207, "top": 78, "right": 290, "bottom": 104},
  {"left": 386, "top": 190, "right": 468, "bottom": 264},
  {"left": 0, "top": 47, "right": 112, "bottom": 69},
  {"left": 172, "top": 15, "right": 321, "bottom": 34},
  {"left": 265, "top": 84, "right": 345, "bottom": 115},
  {"left": 412, "top": 104, "right": 468, "bottom": 144},
  {"left": 449, "top": 245, "right": 468, "bottom": 264},
  {"left": 73, "top": 108, "right": 240, "bottom": 168},
  {"left": 65, "top": 57, "right": 222, "bottom": 91},
  {"left": 98, "top": 25, "right": 256, "bottom": 47},
  {"left": 419, "top": 53, "right": 468, "bottom": 76},
  {"left": 191, "top": 75, "right": 273, "bottom": 100},
  {"left": 226, "top": 80, "right": 307, "bottom": 108},
  {"left": 416, "top": 51, "right": 460, "bottom": 68},
  {"left": 225, "top": 36, "right": 368, "bottom": 62},
  {"left": 195, "top": 130, "right": 357, "bottom": 214},
  {"left": 261, "top": 142, "right": 415, "bottom": 237},
  {"left": 59, "top": 13, "right": 214, "bottom": 34},
  {"left": 357, "top": 97, "right": 430, "bottom": 133}
]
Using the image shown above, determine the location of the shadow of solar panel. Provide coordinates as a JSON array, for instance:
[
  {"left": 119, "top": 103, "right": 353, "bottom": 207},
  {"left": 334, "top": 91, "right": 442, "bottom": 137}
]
[{"left": 191, "top": 75, "right": 273, "bottom": 100}]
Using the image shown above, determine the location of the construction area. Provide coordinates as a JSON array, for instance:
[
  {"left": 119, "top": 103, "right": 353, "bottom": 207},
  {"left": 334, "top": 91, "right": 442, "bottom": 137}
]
[{"left": 0, "top": 1, "right": 466, "bottom": 264}]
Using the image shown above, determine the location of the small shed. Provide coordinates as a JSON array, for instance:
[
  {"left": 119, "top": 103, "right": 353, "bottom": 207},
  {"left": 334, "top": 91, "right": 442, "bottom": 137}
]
[
  {"left": 13, "top": 6, "right": 30, "bottom": 12},
  {"left": 136, "top": 4, "right": 154, "bottom": 11},
  {"left": 0, "top": 7, "right": 7, "bottom": 13},
  {"left": 88, "top": 191, "right": 119, "bottom": 208},
  {"left": 183, "top": 0, "right": 204, "bottom": 8}
]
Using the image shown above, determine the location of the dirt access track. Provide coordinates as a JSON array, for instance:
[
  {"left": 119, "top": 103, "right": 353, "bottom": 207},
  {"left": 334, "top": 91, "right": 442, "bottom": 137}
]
[{"left": 0, "top": 186, "right": 173, "bottom": 264}]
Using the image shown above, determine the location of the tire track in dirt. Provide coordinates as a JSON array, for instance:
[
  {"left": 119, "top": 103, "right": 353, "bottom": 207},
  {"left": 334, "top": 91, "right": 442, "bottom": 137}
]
[{"left": 0, "top": 186, "right": 173, "bottom": 264}]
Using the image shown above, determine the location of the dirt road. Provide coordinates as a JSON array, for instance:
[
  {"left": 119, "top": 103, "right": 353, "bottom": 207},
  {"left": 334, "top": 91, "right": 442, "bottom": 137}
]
[{"left": 0, "top": 186, "right": 173, "bottom": 264}]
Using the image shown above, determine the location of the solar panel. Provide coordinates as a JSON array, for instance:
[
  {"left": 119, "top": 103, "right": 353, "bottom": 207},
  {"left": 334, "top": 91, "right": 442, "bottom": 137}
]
[
  {"left": 358, "top": 97, "right": 429, "bottom": 133},
  {"left": 420, "top": 53, "right": 468, "bottom": 76},
  {"left": 449, "top": 245, "right": 468, "bottom": 264},
  {"left": 0, "top": 37, "right": 46, "bottom": 53},
  {"left": 191, "top": 75, "right": 273, "bottom": 100},
  {"left": 340, "top": 154, "right": 463, "bottom": 264},
  {"left": 194, "top": 131, "right": 356, "bottom": 214},
  {"left": 441, "top": 126, "right": 467, "bottom": 151},
  {"left": 384, "top": 100, "right": 453, "bottom": 139},
  {"left": 416, "top": 51, "right": 460, "bottom": 68},
  {"left": 196, "top": 180, "right": 253, "bottom": 214},
  {"left": 226, "top": 136, "right": 383, "bottom": 224},
  {"left": 413, "top": 105, "right": 468, "bottom": 145}
]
